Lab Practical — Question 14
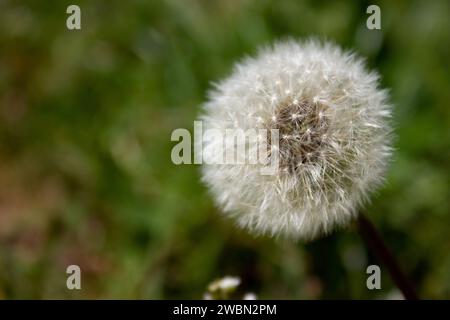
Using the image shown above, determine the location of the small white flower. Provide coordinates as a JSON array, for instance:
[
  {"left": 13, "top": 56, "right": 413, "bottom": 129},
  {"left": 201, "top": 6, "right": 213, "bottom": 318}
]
[
  {"left": 203, "top": 293, "right": 213, "bottom": 300},
  {"left": 208, "top": 276, "right": 241, "bottom": 292},
  {"left": 199, "top": 39, "right": 393, "bottom": 240},
  {"left": 243, "top": 292, "right": 258, "bottom": 300}
]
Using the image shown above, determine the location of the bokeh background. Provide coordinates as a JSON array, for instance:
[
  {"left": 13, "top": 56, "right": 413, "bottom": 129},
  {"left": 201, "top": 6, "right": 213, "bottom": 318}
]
[{"left": 0, "top": 0, "right": 449, "bottom": 299}]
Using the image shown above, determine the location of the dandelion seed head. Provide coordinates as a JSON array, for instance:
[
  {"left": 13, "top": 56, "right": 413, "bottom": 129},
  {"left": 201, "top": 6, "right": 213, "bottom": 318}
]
[{"left": 199, "top": 39, "right": 393, "bottom": 240}]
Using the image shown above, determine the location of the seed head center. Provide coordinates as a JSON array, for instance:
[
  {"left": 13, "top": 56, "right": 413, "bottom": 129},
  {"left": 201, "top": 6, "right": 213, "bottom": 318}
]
[{"left": 270, "top": 100, "right": 329, "bottom": 172}]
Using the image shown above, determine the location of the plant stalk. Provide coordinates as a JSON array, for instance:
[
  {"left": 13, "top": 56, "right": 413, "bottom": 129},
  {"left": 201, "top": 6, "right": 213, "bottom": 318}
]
[{"left": 357, "top": 213, "right": 419, "bottom": 300}]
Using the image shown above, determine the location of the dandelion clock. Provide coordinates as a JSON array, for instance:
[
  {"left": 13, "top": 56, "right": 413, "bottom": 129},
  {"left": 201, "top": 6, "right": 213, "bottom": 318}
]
[{"left": 199, "top": 39, "right": 392, "bottom": 240}]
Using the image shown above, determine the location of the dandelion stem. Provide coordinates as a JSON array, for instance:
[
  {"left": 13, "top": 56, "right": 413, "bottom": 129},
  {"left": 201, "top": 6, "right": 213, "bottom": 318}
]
[{"left": 357, "top": 213, "right": 419, "bottom": 300}]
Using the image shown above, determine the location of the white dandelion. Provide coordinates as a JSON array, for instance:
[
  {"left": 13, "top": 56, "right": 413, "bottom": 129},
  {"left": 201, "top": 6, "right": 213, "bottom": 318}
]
[{"left": 199, "top": 39, "right": 392, "bottom": 240}]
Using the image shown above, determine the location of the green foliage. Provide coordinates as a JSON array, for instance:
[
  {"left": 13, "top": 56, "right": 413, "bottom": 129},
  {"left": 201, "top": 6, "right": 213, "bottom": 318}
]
[{"left": 0, "top": 0, "right": 449, "bottom": 299}]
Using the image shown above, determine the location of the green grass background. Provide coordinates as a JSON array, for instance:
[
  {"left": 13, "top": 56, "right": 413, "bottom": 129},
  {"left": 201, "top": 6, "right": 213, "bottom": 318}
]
[{"left": 0, "top": 0, "right": 449, "bottom": 299}]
